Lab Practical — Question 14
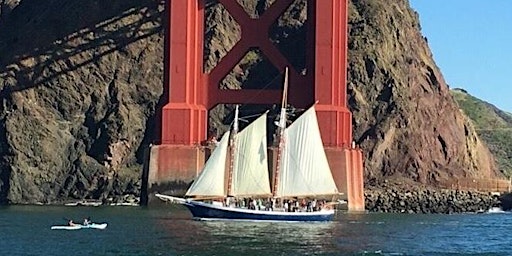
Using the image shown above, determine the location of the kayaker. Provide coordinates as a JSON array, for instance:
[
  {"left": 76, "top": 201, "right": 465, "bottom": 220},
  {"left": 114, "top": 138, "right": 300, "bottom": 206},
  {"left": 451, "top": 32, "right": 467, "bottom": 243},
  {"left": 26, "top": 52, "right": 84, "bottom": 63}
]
[
  {"left": 68, "top": 220, "right": 78, "bottom": 226},
  {"left": 83, "top": 217, "right": 91, "bottom": 225}
]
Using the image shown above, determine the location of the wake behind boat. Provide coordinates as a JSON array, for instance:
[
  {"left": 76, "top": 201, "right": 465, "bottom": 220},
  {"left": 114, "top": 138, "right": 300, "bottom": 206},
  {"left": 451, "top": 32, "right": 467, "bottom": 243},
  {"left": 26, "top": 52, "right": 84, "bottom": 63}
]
[
  {"left": 51, "top": 223, "right": 108, "bottom": 230},
  {"left": 156, "top": 68, "right": 342, "bottom": 222}
]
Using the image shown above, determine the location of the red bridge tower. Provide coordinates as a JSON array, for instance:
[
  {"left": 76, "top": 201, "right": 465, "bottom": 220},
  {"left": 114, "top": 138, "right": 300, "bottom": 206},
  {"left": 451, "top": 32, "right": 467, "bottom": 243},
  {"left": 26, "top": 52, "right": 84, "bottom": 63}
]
[{"left": 148, "top": 0, "right": 364, "bottom": 211}]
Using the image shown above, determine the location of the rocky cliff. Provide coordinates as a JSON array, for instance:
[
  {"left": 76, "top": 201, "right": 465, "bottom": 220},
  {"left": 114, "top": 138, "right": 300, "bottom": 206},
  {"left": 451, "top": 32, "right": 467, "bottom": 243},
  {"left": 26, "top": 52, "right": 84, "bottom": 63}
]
[
  {"left": 0, "top": 0, "right": 501, "bottom": 204},
  {"left": 348, "top": 1, "right": 500, "bottom": 187},
  {"left": 0, "top": 0, "right": 164, "bottom": 204}
]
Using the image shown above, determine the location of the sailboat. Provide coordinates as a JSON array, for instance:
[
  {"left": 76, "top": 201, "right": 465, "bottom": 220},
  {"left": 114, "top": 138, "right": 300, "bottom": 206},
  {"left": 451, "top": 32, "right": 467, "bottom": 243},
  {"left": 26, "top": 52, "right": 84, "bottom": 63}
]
[{"left": 156, "top": 69, "right": 340, "bottom": 221}]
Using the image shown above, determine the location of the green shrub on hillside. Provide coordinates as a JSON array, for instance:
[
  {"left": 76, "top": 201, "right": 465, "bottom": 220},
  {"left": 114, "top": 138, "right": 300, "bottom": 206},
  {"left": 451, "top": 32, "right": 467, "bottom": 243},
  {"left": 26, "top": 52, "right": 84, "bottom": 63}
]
[{"left": 451, "top": 88, "right": 512, "bottom": 177}]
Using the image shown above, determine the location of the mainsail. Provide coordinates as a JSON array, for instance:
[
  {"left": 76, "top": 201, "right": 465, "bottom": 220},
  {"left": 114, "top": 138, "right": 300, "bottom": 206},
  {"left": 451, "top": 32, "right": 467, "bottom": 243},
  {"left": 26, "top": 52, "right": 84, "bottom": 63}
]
[
  {"left": 231, "top": 112, "right": 272, "bottom": 196},
  {"left": 186, "top": 131, "right": 231, "bottom": 197},
  {"left": 275, "top": 106, "right": 339, "bottom": 197}
]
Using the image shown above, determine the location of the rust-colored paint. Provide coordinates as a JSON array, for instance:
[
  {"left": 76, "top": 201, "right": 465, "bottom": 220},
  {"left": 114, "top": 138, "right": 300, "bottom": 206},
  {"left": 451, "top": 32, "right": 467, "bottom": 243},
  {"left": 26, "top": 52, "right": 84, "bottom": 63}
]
[
  {"left": 312, "top": 0, "right": 352, "bottom": 147},
  {"left": 163, "top": 0, "right": 352, "bottom": 146},
  {"left": 206, "top": 0, "right": 300, "bottom": 109},
  {"left": 161, "top": 0, "right": 206, "bottom": 145}
]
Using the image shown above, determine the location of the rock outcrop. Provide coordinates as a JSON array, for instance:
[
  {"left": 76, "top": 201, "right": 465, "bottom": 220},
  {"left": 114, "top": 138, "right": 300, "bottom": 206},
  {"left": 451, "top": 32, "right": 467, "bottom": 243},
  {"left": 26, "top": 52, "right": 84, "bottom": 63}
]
[
  {"left": 0, "top": 0, "right": 502, "bottom": 204},
  {"left": 365, "top": 184, "right": 501, "bottom": 214}
]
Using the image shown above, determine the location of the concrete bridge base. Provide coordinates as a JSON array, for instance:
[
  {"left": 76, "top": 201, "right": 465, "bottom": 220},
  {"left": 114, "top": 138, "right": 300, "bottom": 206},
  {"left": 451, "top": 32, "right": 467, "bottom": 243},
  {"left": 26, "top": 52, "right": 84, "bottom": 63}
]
[{"left": 146, "top": 144, "right": 365, "bottom": 212}]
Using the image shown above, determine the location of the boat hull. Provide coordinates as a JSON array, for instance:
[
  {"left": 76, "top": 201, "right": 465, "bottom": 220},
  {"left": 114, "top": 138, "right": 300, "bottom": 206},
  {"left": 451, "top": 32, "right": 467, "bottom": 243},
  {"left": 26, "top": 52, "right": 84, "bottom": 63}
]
[
  {"left": 50, "top": 223, "right": 108, "bottom": 230},
  {"left": 183, "top": 200, "right": 334, "bottom": 222}
]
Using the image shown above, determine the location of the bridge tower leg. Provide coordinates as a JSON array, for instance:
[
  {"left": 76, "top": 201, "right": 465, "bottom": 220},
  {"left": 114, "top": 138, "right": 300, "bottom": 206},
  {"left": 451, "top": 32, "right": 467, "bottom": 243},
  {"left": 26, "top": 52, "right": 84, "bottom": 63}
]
[
  {"left": 148, "top": 0, "right": 364, "bottom": 211},
  {"left": 148, "top": 0, "right": 207, "bottom": 190},
  {"left": 310, "top": 1, "right": 365, "bottom": 212}
]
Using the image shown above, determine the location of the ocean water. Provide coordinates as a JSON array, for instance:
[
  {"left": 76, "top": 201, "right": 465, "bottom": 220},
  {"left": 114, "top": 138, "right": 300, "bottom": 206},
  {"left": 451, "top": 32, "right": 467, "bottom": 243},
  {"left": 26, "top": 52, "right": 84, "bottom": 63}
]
[{"left": 0, "top": 205, "right": 510, "bottom": 256}]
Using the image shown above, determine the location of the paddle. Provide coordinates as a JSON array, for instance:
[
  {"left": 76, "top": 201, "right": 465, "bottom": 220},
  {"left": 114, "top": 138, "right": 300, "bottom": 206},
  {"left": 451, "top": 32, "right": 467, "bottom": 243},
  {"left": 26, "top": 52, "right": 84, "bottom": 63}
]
[{"left": 83, "top": 217, "right": 92, "bottom": 225}]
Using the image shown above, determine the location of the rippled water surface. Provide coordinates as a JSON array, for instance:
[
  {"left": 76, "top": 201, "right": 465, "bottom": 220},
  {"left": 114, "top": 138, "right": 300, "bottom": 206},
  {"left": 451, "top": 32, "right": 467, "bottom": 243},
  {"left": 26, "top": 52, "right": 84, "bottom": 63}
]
[{"left": 0, "top": 205, "right": 510, "bottom": 255}]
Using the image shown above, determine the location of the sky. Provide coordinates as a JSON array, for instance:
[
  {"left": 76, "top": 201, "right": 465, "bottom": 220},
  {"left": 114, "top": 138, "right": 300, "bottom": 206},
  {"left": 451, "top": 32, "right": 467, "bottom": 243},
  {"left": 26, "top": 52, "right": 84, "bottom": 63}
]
[{"left": 409, "top": 0, "right": 512, "bottom": 112}]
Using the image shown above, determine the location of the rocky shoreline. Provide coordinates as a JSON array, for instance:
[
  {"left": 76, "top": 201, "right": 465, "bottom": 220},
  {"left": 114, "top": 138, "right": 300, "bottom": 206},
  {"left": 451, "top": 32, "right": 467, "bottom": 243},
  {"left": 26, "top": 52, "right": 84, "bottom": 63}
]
[
  {"left": 365, "top": 187, "right": 502, "bottom": 214},
  {"left": 10, "top": 184, "right": 512, "bottom": 213}
]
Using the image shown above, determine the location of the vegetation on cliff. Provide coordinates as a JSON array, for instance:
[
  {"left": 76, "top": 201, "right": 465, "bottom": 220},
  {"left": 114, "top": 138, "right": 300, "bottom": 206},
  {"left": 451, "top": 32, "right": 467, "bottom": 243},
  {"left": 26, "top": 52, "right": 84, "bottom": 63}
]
[{"left": 451, "top": 88, "right": 512, "bottom": 177}]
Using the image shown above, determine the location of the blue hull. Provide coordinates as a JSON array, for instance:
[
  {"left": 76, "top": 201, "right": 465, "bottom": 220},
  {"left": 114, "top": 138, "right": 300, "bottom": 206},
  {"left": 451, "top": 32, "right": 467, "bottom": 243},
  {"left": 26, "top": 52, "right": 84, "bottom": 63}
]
[{"left": 183, "top": 200, "right": 334, "bottom": 222}]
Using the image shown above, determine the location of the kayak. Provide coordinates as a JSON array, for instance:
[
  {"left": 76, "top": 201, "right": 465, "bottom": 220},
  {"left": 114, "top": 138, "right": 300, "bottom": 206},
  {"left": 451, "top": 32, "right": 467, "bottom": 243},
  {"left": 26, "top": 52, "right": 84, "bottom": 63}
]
[{"left": 51, "top": 223, "right": 108, "bottom": 230}]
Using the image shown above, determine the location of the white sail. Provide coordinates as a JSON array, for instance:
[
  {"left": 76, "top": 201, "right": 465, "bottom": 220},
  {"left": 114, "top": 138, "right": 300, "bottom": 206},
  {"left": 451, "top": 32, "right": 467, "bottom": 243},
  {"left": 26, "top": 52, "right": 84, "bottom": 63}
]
[
  {"left": 231, "top": 113, "right": 272, "bottom": 196},
  {"left": 275, "top": 106, "right": 338, "bottom": 197},
  {"left": 185, "top": 131, "right": 231, "bottom": 197}
]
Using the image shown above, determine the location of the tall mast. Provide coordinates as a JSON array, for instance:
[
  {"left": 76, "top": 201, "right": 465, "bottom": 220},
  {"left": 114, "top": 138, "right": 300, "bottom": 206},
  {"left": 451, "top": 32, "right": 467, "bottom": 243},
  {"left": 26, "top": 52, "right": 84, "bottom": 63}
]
[
  {"left": 233, "top": 105, "right": 240, "bottom": 134},
  {"left": 226, "top": 105, "right": 239, "bottom": 196},
  {"left": 279, "top": 68, "right": 289, "bottom": 128},
  {"left": 273, "top": 68, "right": 289, "bottom": 197}
]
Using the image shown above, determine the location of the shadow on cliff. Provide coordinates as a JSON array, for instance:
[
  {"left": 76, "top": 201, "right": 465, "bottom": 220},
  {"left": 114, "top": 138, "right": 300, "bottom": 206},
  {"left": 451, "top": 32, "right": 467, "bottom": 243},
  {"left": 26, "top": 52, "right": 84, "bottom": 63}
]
[
  {"left": 0, "top": 0, "right": 164, "bottom": 92},
  {"left": 0, "top": 0, "right": 165, "bottom": 203}
]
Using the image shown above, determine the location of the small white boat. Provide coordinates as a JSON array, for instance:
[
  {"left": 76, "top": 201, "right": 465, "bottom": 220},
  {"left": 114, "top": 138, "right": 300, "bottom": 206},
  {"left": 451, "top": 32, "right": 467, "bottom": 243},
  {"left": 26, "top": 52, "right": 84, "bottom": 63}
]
[
  {"left": 110, "top": 202, "right": 139, "bottom": 206},
  {"left": 64, "top": 200, "right": 102, "bottom": 207},
  {"left": 51, "top": 223, "right": 108, "bottom": 230}
]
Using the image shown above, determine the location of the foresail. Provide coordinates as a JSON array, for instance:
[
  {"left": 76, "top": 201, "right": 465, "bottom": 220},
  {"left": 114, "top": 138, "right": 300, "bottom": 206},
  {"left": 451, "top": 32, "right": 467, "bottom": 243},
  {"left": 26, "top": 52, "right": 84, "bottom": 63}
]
[
  {"left": 231, "top": 113, "right": 272, "bottom": 196},
  {"left": 275, "top": 106, "right": 338, "bottom": 197},
  {"left": 186, "top": 132, "right": 230, "bottom": 197}
]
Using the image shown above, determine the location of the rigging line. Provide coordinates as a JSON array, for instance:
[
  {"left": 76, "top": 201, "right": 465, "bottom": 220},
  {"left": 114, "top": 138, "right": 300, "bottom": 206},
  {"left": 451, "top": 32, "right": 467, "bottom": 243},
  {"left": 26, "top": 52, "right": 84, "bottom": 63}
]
[
  {"left": 227, "top": 72, "right": 283, "bottom": 128},
  {"left": 236, "top": 71, "right": 284, "bottom": 111}
]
